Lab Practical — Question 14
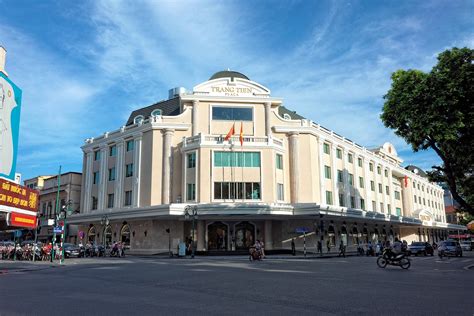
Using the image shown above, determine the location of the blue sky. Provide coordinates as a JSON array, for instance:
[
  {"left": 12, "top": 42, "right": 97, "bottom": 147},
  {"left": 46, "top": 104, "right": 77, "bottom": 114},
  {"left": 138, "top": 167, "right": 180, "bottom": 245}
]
[{"left": 1, "top": 0, "right": 473, "bottom": 181}]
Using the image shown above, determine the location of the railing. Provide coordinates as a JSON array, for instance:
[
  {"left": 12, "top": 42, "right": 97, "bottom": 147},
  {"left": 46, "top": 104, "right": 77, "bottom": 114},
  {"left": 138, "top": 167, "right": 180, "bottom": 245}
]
[{"left": 183, "top": 134, "right": 284, "bottom": 148}]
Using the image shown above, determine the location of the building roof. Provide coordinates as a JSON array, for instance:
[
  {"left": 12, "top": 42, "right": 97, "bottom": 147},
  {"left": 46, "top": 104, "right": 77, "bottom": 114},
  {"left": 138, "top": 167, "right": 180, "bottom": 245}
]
[
  {"left": 209, "top": 70, "right": 249, "bottom": 81},
  {"left": 278, "top": 106, "right": 305, "bottom": 120},
  {"left": 405, "top": 165, "right": 428, "bottom": 178},
  {"left": 126, "top": 97, "right": 180, "bottom": 126}
]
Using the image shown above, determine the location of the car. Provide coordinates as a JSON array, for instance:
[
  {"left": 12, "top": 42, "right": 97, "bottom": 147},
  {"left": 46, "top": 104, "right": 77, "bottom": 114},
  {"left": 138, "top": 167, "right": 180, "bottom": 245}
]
[
  {"left": 407, "top": 242, "right": 434, "bottom": 256},
  {"left": 63, "top": 243, "right": 84, "bottom": 258},
  {"left": 439, "top": 240, "right": 463, "bottom": 257},
  {"left": 459, "top": 241, "right": 472, "bottom": 251}
]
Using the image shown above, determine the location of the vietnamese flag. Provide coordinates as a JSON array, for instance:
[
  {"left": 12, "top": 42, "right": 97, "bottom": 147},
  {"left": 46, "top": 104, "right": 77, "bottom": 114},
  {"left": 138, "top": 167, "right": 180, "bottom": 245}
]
[
  {"left": 224, "top": 123, "right": 235, "bottom": 141},
  {"left": 404, "top": 176, "right": 408, "bottom": 188},
  {"left": 239, "top": 122, "right": 244, "bottom": 146}
]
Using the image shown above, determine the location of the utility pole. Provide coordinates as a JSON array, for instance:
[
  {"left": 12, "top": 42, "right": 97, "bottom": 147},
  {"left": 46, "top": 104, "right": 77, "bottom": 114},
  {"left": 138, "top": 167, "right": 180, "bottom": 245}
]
[{"left": 52, "top": 166, "right": 61, "bottom": 262}]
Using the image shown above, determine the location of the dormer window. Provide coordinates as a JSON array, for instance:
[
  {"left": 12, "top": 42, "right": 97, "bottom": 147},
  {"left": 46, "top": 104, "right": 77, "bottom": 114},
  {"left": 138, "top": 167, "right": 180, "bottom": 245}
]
[
  {"left": 134, "top": 115, "right": 144, "bottom": 124},
  {"left": 151, "top": 109, "right": 162, "bottom": 117},
  {"left": 283, "top": 113, "right": 291, "bottom": 120}
]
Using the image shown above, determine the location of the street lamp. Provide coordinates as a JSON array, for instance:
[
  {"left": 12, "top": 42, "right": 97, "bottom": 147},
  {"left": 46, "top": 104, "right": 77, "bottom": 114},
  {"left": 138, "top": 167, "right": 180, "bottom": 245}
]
[
  {"left": 101, "top": 215, "right": 110, "bottom": 254},
  {"left": 184, "top": 205, "right": 198, "bottom": 259},
  {"left": 59, "top": 200, "right": 73, "bottom": 264}
]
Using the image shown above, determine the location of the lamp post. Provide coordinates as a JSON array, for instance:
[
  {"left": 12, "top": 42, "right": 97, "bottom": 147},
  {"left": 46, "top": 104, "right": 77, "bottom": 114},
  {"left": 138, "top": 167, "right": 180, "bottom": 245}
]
[
  {"left": 184, "top": 205, "right": 198, "bottom": 259},
  {"left": 101, "top": 215, "right": 110, "bottom": 255},
  {"left": 33, "top": 212, "right": 41, "bottom": 262},
  {"left": 59, "top": 200, "right": 72, "bottom": 265}
]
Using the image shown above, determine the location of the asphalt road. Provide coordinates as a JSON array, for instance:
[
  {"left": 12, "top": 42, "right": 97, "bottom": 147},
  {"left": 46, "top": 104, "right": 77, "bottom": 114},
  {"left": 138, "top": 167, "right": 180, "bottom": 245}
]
[{"left": 0, "top": 252, "right": 473, "bottom": 316}]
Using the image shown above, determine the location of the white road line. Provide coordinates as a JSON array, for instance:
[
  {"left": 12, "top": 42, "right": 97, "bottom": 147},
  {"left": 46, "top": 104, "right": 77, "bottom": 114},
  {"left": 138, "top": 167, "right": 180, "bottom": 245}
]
[
  {"left": 463, "top": 264, "right": 474, "bottom": 271},
  {"left": 461, "top": 259, "right": 471, "bottom": 263}
]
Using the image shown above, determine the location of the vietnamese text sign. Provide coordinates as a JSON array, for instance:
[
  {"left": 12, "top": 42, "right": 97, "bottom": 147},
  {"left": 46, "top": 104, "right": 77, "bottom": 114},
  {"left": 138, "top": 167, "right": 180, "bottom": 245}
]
[
  {"left": 8, "top": 212, "right": 37, "bottom": 229},
  {"left": 0, "top": 178, "right": 39, "bottom": 212}
]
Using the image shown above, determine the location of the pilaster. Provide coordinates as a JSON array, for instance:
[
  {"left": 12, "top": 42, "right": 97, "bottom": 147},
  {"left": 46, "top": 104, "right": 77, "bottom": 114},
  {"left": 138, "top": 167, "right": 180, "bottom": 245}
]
[
  {"left": 162, "top": 129, "right": 174, "bottom": 204},
  {"left": 288, "top": 132, "right": 299, "bottom": 203}
]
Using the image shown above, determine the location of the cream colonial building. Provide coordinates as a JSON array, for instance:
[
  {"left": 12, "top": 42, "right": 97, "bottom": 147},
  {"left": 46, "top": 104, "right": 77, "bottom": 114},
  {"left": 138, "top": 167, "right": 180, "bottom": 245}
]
[{"left": 69, "top": 71, "right": 465, "bottom": 254}]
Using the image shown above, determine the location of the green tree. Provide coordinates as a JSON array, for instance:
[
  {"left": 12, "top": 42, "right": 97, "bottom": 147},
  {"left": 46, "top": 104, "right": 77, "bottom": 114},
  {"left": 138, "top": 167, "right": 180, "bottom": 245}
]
[{"left": 381, "top": 47, "right": 474, "bottom": 215}]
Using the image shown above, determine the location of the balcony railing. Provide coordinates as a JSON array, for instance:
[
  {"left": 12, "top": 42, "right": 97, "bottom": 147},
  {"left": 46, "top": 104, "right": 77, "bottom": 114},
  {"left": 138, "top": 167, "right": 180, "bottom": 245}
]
[{"left": 182, "top": 134, "right": 284, "bottom": 148}]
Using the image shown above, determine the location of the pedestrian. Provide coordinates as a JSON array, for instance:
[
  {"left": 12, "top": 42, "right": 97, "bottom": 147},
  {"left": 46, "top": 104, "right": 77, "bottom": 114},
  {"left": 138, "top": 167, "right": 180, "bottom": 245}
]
[
  {"left": 338, "top": 240, "right": 346, "bottom": 257},
  {"left": 317, "top": 240, "right": 322, "bottom": 256},
  {"left": 326, "top": 239, "right": 331, "bottom": 253},
  {"left": 291, "top": 238, "right": 296, "bottom": 256},
  {"left": 376, "top": 242, "right": 381, "bottom": 256}
]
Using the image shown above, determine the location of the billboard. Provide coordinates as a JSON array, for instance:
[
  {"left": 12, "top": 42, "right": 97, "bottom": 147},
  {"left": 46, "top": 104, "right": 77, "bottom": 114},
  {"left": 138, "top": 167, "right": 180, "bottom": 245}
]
[
  {"left": 7, "top": 212, "right": 37, "bottom": 229},
  {"left": 0, "top": 72, "right": 22, "bottom": 181},
  {"left": 0, "top": 177, "right": 39, "bottom": 219}
]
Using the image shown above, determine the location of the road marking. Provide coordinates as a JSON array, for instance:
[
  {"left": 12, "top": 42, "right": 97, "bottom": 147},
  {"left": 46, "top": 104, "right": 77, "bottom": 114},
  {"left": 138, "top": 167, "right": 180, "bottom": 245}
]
[
  {"left": 190, "top": 269, "right": 211, "bottom": 272},
  {"left": 463, "top": 264, "right": 474, "bottom": 271},
  {"left": 91, "top": 266, "right": 121, "bottom": 270},
  {"left": 461, "top": 259, "right": 471, "bottom": 263}
]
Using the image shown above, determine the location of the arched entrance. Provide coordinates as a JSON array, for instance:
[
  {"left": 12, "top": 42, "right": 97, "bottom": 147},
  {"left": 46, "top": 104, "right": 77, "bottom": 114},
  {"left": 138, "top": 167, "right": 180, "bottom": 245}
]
[
  {"left": 104, "top": 225, "right": 112, "bottom": 247},
  {"left": 327, "top": 225, "right": 336, "bottom": 246},
  {"left": 381, "top": 229, "right": 387, "bottom": 242},
  {"left": 362, "top": 227, "right": 369, "bottom": 243},
  {"left": 207, "top": 222, "right": 228, "bottom": 251},
  {"left": 350, "top": 226, "right": 359, "bottom": 245},
  {"left": 88, "top": 226, "right": 96, "bottom": 243},
  {"left": 373, "top": 228, "right": 379, "bottom": 242},
  {"left": 120, "top": 224, "right": 130, "bottom": 248},
  {"left": 234, "top": 221, "right": 255, "bottom": 250}
]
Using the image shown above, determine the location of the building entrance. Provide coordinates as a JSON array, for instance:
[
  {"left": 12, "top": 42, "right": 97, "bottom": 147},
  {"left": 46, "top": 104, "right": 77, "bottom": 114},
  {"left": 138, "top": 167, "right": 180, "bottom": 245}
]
[
  {"left": 208, "top": 222, "right": 228, "bottom": 251},
  {"left": 234, "top": 221, "right": 255, "bottom": 250}
]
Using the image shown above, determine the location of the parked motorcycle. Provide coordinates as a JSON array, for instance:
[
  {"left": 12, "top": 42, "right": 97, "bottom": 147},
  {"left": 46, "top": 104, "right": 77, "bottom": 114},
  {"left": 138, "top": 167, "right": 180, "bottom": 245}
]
[{"left": 377, "top": 249, "right": 410, "bottom": 269}]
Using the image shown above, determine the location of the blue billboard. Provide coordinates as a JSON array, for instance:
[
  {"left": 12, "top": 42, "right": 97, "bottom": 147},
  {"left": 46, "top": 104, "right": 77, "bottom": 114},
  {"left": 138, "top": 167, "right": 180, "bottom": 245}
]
[{"left": 0, "top": 71, "right": 22, "bottom": 181}]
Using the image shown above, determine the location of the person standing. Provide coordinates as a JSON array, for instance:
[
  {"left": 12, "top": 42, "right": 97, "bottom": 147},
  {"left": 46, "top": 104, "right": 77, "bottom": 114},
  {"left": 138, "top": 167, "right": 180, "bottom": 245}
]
[
  {"left": 291, "top": 238, "right": 296, "bottom": 256},
  {"left": 338, "top": 240, "right": 346, "bottom": 257},
  {"left": 326, "top": 239, "right": 331, "bottom": 253},
  {"left": 317, "top": 240, "right": 322, "bottom": 256}
]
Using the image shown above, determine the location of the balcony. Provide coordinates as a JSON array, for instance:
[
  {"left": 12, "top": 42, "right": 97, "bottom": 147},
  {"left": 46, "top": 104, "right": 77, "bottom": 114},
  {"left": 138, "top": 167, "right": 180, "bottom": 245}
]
[{"left": 182, "top": 134, "right": 284, "bottom": 149}]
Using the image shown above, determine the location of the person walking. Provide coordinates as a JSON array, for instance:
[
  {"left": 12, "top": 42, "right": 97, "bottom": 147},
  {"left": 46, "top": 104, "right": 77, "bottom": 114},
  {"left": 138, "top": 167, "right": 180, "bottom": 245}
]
[
  {"left": 291, "top": 238, "right": 296, "bottom": 256},
  {"left": 317, "top": 240, "right": 322, "bottom": 256},
  {"left": 338, "top": 240, "right": 346, "bottom": 257},
  {"left": 326, "top": 239, "right": 331, "bottom": 253}
]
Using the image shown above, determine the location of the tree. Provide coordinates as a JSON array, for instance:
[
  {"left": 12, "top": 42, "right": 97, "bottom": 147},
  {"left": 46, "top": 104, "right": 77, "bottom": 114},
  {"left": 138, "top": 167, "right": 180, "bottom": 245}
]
[{"left": 381, "top": 47, "right": 474, "bottom": 215}]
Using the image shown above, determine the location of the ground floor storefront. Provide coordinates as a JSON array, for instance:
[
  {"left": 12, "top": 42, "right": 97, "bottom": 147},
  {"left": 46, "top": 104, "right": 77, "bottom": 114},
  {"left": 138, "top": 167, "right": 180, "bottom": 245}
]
[{"left": 68, "top": 203, "right": 462, "bottom": 255}]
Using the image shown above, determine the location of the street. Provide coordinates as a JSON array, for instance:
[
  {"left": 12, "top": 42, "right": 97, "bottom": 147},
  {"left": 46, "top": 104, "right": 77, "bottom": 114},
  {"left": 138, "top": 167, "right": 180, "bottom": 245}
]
[{"left": 0, "top": 253, "right": 473, "bottom": 315}]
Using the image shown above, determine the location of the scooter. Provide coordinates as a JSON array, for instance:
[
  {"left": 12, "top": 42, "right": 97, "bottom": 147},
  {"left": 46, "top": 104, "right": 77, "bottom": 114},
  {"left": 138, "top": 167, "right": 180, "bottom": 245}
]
[{"left": 377, "top": 249, "right": 410, "bottom": 269}]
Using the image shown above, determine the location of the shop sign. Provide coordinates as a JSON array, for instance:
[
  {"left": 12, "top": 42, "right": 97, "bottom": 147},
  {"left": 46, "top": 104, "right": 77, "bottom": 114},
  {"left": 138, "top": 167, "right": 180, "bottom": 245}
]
[
  {"left": 295, "top": 227, "right": 311, "bottom": 233},
  {"left": 8, "top": 212, "right": 37, "bottom": 229},
  {"left": 0, "top": 178, "right": 39, "bottom": 213}
]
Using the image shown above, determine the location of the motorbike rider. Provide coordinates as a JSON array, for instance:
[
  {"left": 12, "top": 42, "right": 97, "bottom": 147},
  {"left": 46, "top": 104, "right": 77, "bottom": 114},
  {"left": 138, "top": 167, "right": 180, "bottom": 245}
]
[{"left": 388, "top": 238, "right": 402, "bottom": 259}]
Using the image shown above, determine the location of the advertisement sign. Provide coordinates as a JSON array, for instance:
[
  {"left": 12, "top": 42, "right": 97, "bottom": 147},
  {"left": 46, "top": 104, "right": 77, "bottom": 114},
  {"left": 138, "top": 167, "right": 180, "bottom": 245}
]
[
  {"left": 8, "top": 212, "right": 37, "bottom": 229},
  {"left": 0, "top": 178, "right": 39, "bottom": 213},
  {"left": 0, "top": 72, "right": 22, "bottom": 181}
]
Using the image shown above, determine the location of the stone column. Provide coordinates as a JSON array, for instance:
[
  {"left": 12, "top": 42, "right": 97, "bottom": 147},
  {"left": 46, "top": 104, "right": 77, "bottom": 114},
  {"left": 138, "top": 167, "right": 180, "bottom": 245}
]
[
  {"left": 264, "top": 102, "right": 272, "bottom": 137},
  {"left": 83, "top": 151, "right": 94, "bottom": 213},
  {"left": 98, "top": 146, "right": 108, "bottom": 210},
  {"left": 318, "top": 139, "right": 326, "bottom": 204},
  {"left": 162, "top": 129, "right": 174, "bottom": 204},
  {"left": 264, "top": 220, "right": 273, "bottom": 250},
  {"left": 331, "top": 146, "right": 339, "bottom": 206},
  {"left": 133, "top": 135, "right": 142, "bottom": 207},
  {"left": 114, "top": 141, "right": 125, "bottom": 208},
  {"left": 354, "top": 155, "right": 360, "bottom": 209},
  {"left": 288, "top": 132, "right": 300, "bottom": 203},
  {"left": 197, "top": 220, "right": 206, "bottom": 251},
  {"left": 192, "top": 100, "right": 199, "bottom": 136},
  {"left": 389, "top": 168, "right": 396, "bottom": 215},
  {"left": 342, "top": 149, "right": 350, "bottom": 207},
  {"left": 364, "top": 159, "right": 371, "bottom": 211},
  {"left": 375, "top": 164, "right": 381, "bottom": 212}
]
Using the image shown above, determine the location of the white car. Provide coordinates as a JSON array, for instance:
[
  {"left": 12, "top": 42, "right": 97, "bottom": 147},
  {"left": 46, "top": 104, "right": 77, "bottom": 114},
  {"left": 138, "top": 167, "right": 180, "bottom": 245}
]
[{"left": 460, "top": 241, "right": 472, "bottom": 251}]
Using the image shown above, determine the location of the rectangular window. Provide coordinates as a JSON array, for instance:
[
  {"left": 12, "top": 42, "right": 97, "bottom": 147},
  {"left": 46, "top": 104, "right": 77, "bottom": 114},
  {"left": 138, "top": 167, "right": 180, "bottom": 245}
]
[
  {"left": 395, "top": 191, "right": 401, "bottom": 200},
  {"left": 359, "top": 177, "right": 364, "bottom": 188},
  {"left": 369, "top": 163, "right": 374, "bottom": 172},
  {"left": 276, "top": 154, "right": 283, "bottom": 170},
  {"left": 91, "top": 197, "right": 98, "bottom": 210},
  {"left": 336, "top": 148, "right": 342, "bottom": 159},
  {"left": 372, "top": 201, "right": 376, "bottom": 212},
  {"left": 378, "top": 183, "right": 382, "bottom": 193},
  {"left": 358, "top": 158, "right": 362, "bottom": 167},
  {"left": 414, "top": 194, "right": 417, "bottom": 203},
  {"left": 126, "top": 140, "right": 134, "bottom": 152},
  {"left": 187, "top": 152, "right": 196, "bottom": 168},
  {"left": 337, "top": 170, "right": 343, "bottom": 183},
  {"left": 348, "top": 173, "right": 354, "bottom": 186},
  {"left": 124, "top": 191, "right": 132, "bottom": 206},
  {"left": 213, "top": 152, "right": 260, "bottom": 167},
  {"left": 348, "top": 153, "right": 353, "bottom": 163},
  {"left": 109, "top": 145, "right": 117, "bottom": 157},
  {"left": 384, "top": 169, "right": 388, "bottom": 177},
  {"left": 277, "top": 183, "right": 284, "bottom": 201},
  {"left": 108, "top": 167, "right": 116, "bottom": 181},
  {"left": 377, "top": 166, "right": 381, "bottom": 174},
  {"left": 350, "top": 196, "right": 355, "bottom": 208},
  {"left": 423, "top": 198, "right": 426, "bottom": 205},
  {"left": 419, "top": 196, "right": 422, "bottom": 203},
  {"left": 213, "top": 182, "right": 260, "bottom": 200},
  {"left": 324, "top": 165, "right": 331, "bottom": 179},
  {"left": 186, "top": 183, "right": 196, "bottom": 201},
  {"left": 126, "top": 164, "right": 134, "bottom": 177},
  {"left": 93, "top": 171, "right": 99, "bottom": 184},
  {"left": 94, "top": 150, "right": 100, "bottom": 161},
  {"left": 371, "top": 181, "right": 375, "bottom": 191},
  {"left": 380, "top": 202, "right": 384, "bottom": 213},
  {"left": 396, "top": 207, "right": 401, "bottom": 216},
  {"left": 323, "top": 143, "right": 330, "bottom": 154},
  {"left": 212, "top": 106, "right": 253, "bottom": 121},
  {"left": 326, "top": 191, "right": 333, "bottom": 204},
  {"left": 339, "top": 194, "right": 345, "bottom": 207},
  {"left": 387, "top": 204, "right": 391, "bottom": 215},
  {"left": 107, "top": 194, "right": 114, "bottom": 208},
  {"left": 360, "top": 198, "right": 365, "bottom": 210},
  {"left": 385, "top": 186, "right": 389, "bottom": 195}
]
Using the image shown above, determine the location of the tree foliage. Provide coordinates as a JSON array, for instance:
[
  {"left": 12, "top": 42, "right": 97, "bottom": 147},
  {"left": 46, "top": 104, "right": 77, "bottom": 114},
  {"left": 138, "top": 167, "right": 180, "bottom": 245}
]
[{"left": 381, "top": 47, "right": 474, "bottom": 215}]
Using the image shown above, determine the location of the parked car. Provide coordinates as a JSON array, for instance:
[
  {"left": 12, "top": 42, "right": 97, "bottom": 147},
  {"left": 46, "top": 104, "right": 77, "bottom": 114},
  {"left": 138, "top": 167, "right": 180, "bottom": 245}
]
[
  {"left": 407, "top": 242, "right": 434, "bottom": 256},
  {"left": 438, "top": 240, "right": 463, "bottom": 257},
  {"left": 64, "top": 243, "right": 83, "bottom": 258},
  {"left": 459, "top": 241, "right": 472, "bottom": 251}
]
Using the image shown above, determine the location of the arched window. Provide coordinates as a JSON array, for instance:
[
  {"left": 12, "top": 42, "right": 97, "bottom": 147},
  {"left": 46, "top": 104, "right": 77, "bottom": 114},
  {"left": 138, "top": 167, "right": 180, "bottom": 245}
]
[
  {"left": 120, "top": 224, "right": 131, "bottom": 248},
  {"left": 350, "top": 226, "right": 359, "bottom": 245},
  {"left": 134, "top": 115, "right": 144, "bottom": 124},
  {"left": 327, "top": 225, "right": 336, "bottom": 246},
  {"left": 104, "top": 225, "right": 112, "bottom": 247},
  {"left": 151, "top": 109, "right": 162, "bottom": 117},
  {"left": 88, "top": 226, "right": 96, "bottom": 243}
]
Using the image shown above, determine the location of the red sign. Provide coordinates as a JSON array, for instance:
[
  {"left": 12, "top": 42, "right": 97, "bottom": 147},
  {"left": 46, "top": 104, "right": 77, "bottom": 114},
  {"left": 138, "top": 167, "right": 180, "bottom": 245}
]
[
  {"left": 8, "top": 212, "right": 37, "bottom": 228},
  {"left": 0, "top": 178, "right": 39, "bottom": 213}
]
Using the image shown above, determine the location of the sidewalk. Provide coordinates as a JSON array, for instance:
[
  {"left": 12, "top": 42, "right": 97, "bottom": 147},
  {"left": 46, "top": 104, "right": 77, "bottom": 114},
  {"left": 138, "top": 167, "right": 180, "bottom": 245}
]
[{"left": 0, "top": 260, "right": 61, "bottom": 273}]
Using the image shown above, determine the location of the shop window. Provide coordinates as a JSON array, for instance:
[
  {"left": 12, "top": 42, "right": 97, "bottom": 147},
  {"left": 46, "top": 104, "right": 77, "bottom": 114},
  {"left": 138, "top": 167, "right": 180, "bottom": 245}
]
[{"left": 214, "top": 182, "right": 260, "bottom": 200}]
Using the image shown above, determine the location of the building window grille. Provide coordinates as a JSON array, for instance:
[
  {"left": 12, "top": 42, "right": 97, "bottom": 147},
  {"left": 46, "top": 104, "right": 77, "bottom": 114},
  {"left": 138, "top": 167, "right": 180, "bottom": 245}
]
[
  {"left": 126, "top": 164, "right": 134, "bottom": 177},
  {"left": 186, "top": 183, "right": 196, "bottom": 201},
  {"left": 214, "top": 151, "right": 260, "bottom": 167},
  {"left": 213, "top": 182, "right": 260, "bottom": 200},
  {"left": 124, "top": 191, "right": 132, "bottom": 206},
  {"left": 212, "top": 106, "right": 253, "bottom": 121},
  {"left": 324, "top": 165, "right": 331, "bottom": 179},
  {"left": 276, "top": 154, "right": 283, "bottom": 169},
  {"left": 187, "top": 152, "right": 196, "bottom": 168},
  {"left": 108, "top": 167, "right": 116, "bottom": 181}
]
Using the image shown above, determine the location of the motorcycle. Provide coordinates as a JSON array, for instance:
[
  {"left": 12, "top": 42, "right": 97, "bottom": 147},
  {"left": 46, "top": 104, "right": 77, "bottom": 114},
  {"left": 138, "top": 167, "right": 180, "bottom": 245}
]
[{"left": 377, "top": 249, "right": 411, "bottom": 269}]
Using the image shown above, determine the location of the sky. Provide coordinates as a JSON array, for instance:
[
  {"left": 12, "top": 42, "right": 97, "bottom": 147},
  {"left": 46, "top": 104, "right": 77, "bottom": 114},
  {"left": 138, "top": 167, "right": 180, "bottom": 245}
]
[{"left": 1, "top": 0, "right": 473, "bottom": 182}]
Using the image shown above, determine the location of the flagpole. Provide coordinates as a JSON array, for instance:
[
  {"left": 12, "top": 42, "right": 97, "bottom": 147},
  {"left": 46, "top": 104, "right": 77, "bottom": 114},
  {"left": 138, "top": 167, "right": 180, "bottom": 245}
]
[{"left": 241, "top": 122, "right": 244, "bottom": 202}]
